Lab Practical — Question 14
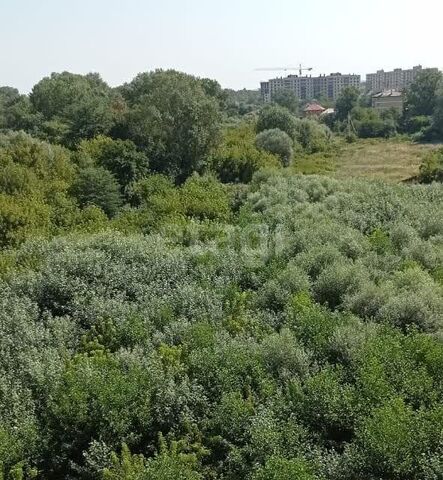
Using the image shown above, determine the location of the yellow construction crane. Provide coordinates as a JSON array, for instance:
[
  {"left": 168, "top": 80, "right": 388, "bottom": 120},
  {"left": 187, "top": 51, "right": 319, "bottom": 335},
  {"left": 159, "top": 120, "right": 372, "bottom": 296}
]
[{"left": 255, "top": 64, "right": 313, "bottom": 76}]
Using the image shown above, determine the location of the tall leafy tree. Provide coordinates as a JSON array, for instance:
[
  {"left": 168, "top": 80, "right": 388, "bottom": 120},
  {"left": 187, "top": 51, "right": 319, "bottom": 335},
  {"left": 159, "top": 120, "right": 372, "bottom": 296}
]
[
  {"left": 431, "top": 85, "right": 443, "bottom": 139},
  {"left": 335, "top": 86, "right": 360, "bottom": 122},
  {"left": 200, "top": 77, "right": 228, "bottom": 109},
  {"left": 403, "top": 70, "right": 443, "bottom": 118},
  {"left": 272, "top": 89, "right": 299, "bottom": 114},
  {"left": 30, "top": 72, "right": 117, "bottom": 146},
  {"left": 118, "top": 70, "right": 222, "bottom": 181},
  {"left": 0, "top": 87, "right": 21, "bottom": 130},
  {"left": 0, "top": 86, "right": 41, "bottom": 132}
]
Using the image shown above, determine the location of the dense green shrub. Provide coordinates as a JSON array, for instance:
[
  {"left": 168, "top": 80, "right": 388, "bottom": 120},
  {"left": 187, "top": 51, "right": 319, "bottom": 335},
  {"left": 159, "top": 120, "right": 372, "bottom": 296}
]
[
  {"left": 350, "top": 399, "right": 443, "bottom": 479},
  {"left": 76, "top": 135, "right": 149, "bottom": 189},
  {"left": 70, "top": 166, "right": 123, "bottom": 217},
  {"left": 293, "top": 118, "right": 333, "bottom": 153},
  {"left": 256, "top": 105, "right": 297, "bottom": 138},
  {"left": 0, "top": 194, "right": 52, "bottom": 247},
  {"left": 359, "top": 117, "right": 397, "bottom": 138},
  {"left": 255, "top": 128, "right": 294, "bottom": 166},
  {"left": 128, "top": 174, "right": 183, "bottom": 211},
  {"left": 0, "top": 131, "right": 75, "bottom": 196},
  {"left": 121, "top": 173, "right": 231, "bottom": 229},
  {"left": 353, "top": 108, "right": 397, "bottom": 138},
  {"left": 313, "top": 260, "right": 367, "bottom": 309},
  {"left": 210, "top": 124, "right": 280, "bottom": 183},
  {"left": 292, "top": 366, "right": 356, "bottom": 444},
  {"left": 181, "top": 174, "right": 231, "bottom": 221},
  {"left": 419, "top": 147, "right": 443, "bottom": 183},
  {"left": 403, "top": 114, "right": 432, "bottom": 135},
  {"left": 0, "top": 132, "right": 111, "bottom": 246},
  {"left": 103, "top": 442, "right": 203, "bottom": 480},
  {"left": 48, "top": 350, "right": 153, "bottom": 466},
  {"left": 256, "top": 263, "right": 310, "bottom": 312}
]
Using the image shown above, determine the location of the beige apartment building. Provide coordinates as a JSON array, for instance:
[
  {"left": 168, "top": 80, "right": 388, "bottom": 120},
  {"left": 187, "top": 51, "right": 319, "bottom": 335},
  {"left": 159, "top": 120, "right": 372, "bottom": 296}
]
[
  {"left": 260, "top": 72, "right": 360, "bottom": 102},
  {"left": 366, "top": 65, "right": 438, "bottom": 93},
  {"left": 372, "top": 90, "right": 404, "bottom": 112}
]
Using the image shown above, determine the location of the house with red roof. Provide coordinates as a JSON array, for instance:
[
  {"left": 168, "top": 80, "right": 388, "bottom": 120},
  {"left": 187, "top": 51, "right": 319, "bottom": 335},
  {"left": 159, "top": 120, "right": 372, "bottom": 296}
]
[{"left": 303, "top": 102, "right": 326, "bottom": 117}]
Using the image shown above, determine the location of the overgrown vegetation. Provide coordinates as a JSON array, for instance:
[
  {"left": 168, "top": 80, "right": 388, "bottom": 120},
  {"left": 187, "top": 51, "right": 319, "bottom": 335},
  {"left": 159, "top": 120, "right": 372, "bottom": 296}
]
[
  {"left": 1, "top": 171, "right": 443, "bottom": 479},
  {"left": 1, "top": 69, "right": 443, "bottom": 479}
]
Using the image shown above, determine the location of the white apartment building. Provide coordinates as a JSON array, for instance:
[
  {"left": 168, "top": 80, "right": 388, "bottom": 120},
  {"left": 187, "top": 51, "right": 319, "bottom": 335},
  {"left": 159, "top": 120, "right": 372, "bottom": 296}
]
[
  {"left": 366, "top": 65, "right": 439, "bottom": 93},
  {"left": 260, "top": 73, "right": 361, "bottom": 102}
]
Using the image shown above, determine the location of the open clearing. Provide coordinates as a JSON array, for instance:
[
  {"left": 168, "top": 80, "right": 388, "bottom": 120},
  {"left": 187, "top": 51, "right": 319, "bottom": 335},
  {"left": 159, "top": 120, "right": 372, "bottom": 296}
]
[
  {"left": 293, "top": 139, "right": 441, "bottom": 183},
  {"left": 332, "top": 139, "right": 441, "bottom": 182}
]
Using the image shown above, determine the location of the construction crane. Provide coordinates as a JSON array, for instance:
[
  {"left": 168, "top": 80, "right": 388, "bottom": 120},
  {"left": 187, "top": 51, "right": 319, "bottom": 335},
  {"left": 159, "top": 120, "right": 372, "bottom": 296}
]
[{"left": 255, "top": 64, "right": 313, "bottom": 76}]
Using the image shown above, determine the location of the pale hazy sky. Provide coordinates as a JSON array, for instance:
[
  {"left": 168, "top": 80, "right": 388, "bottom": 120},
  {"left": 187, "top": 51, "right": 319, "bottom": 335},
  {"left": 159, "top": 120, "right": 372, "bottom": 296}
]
[{"left": 1, "top": 0, "right": 442, "bottom": 92}]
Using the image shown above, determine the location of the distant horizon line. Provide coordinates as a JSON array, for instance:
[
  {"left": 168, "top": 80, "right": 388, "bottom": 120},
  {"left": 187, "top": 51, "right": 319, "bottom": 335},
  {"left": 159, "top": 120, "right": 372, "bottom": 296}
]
[{"left": 7, "top": 63, "right": 443, "bottom": 95}]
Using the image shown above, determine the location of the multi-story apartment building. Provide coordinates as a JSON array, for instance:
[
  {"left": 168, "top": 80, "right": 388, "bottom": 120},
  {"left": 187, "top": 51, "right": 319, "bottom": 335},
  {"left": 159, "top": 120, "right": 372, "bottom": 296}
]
[
  {"left": 260, "top": 72, "right": 361, "bottom": 102},
  {"left": 366, "top": 65, "right": 439, "bottom": 93}
]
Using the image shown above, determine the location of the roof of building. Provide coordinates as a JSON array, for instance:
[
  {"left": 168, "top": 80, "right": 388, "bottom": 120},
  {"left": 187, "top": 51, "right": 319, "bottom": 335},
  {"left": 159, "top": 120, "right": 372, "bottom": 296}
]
[
  {"left": 372, "top": 90, "right": 403, "bottom": 98},
  {"left": 304, "top": 102, "right": 326, "bottom": 112},
  {"left": 321, "top": 108, "right": 335, "bottom": 116}
]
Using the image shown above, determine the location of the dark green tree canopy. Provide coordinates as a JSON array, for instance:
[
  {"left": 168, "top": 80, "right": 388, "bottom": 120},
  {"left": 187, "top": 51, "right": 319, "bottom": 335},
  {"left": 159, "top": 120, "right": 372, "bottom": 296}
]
[
  {"left": 199, "top": 77, "right": 228, "bottom": 109},
  {"left": 431, "top": 84, "right": 443, "bottom": 138},
  {"left": 0, "top": 86, "right": 40, "bottom": 131},
  {"left": 119, "top": 70, "right": 222, "bottom": 182},
  {"left": 335, "top": 86, "right": 360, "bottom": 122},
  {"left": 70, "top": 166, "right": 123, "bottom": 217},
  {"left": 76, "top": 135, "right": 149, "bottom": 189},
  {"left": 30, "top": 72, "right": 117, "bottom": 146},
  {"left": 30, "top": 72, "right": 110, "bottom": 119},
  {"left": 0, "top": 87, "right": 21, "bottom": 124},
  {"left": 404, "top": 70, "right": 443, "bottom": 118}
]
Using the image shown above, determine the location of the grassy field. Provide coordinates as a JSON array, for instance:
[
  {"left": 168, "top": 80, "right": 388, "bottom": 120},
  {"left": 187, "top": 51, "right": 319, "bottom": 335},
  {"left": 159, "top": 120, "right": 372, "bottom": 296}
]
[
  {"left": 332, "top": 138, "right": 441, "bottom": 182},
  {"left": 293, "top": 138, "right": 441, "bottom": 183}
]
